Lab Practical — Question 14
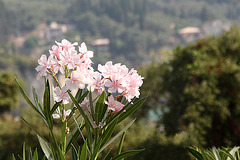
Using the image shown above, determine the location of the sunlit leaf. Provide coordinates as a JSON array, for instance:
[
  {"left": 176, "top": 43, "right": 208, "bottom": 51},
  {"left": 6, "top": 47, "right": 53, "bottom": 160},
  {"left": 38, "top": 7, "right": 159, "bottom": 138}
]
[
  {"left": 95, "top": 91, "right": 105, "bottom": 125},
  {"left": 80, "top": 140, "right": 88, "bottom": 160},
  {"left": 112, "top": 149, "right": 145, "bottom": 160},
  {"left": 68, "top": 91, "right": 93, "bottom": 130},
  {"left": 37, "top": 135, "right": 53, "bottom": 160},
  {"left": 99, "top": 119, "right": 135, "bottom": 153}
]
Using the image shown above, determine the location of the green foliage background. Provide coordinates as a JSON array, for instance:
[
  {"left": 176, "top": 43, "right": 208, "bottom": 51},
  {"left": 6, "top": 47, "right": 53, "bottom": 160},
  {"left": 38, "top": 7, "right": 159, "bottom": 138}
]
[{"left": 138, "top": 26, "right": 240, "bottom": 159}]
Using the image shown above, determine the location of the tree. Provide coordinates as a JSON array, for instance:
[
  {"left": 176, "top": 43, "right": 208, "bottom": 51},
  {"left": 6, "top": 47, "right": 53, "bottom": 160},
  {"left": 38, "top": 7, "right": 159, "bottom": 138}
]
[
  {"left": 141, "top": 26, "right": 240, "bottom": 147},
  {"left": 0, "top": 72, "right": 18, "bottom": 114}
]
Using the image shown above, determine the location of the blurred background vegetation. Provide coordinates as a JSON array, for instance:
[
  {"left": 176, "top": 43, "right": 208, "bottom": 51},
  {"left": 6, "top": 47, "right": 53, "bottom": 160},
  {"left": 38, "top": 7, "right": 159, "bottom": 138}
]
[{"left": 1, "top": 0, "right": 240, "bottom": 159}]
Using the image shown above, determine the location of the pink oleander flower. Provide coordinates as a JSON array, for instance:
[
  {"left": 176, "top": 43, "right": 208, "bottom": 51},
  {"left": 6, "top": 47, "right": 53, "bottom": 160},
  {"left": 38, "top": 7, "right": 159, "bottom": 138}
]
[
  {"left": 105, "top": 95, "right": 125, "bottom": 113},
  {"left": 79, "top": 42, "right": 94, "bottom": 61},
  {"left": 122, "top": 71, "right": 143, "bottom": 101},
  {"left": 49, "top": 57, "right": 65, "bottom": 74},
  {"left": 54, "top": 86, "right": 69, "bottom": 104},
  {"left": 35, "top": 54, "right": 51, "bottom": 79},
  {"left": 98, "top": 61, "right": 113, "bottom": 78},
  {"left": 56, "top": 39, "right": 78, "bottom": 52},
  {"left": 105, "top": 74, "right": 125, "bottom": 93},
  {"left": 65, "top": 70, "right": 86, "bottom": 90},
  {"left": 87, "top": 72, "right": 105, "bottom": 94},
  {"left": 59, "top": 49, "right": 80, "bottom": 69},
  {"left": 49, "top": 45, "right": 62, "bottom": 60},
  {"left": 80, "top": 97, "right": 89, "bottom": 110},
  {"left": 52, "top": 107, "right": 71, "bottom": 120},
  {"left": 75, "top": 58, "right": 93, "bottom": 75}
]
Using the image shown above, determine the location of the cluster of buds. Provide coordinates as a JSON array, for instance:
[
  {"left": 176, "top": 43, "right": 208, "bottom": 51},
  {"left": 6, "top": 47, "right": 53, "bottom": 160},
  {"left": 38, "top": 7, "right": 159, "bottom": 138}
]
[{"left": 36, "top": 39, "right": 143, "bottom": 113}]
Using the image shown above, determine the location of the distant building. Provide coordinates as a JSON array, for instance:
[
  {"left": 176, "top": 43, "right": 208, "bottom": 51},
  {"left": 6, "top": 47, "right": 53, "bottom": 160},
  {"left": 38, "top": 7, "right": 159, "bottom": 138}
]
[
  {"left": 91, "top": 38, "right": 110, "bottom": 52},
  {"left": 43, "top": 22, "right": 68, "bottom": 41},
  {"left": 178, "top": 27, "right": 201, "bottom": 42}
]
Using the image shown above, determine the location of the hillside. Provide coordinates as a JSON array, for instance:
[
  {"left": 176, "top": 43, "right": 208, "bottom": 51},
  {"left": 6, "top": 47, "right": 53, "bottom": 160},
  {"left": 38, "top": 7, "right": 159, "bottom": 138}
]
[{"left": 0, "top": 0, "right": 240, "bottom": 68}]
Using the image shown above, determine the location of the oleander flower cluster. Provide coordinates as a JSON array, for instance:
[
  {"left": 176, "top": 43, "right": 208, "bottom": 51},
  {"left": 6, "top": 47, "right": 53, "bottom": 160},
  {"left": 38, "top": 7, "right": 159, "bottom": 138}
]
[{"left": 35, "top": 39, "right": 143, "bottom": 113}]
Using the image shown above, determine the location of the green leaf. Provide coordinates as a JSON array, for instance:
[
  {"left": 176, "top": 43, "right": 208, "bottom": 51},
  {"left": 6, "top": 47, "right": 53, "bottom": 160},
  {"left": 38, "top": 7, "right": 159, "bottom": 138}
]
[
  {"left": 12, "top": 154, "right": 16, "bottom": 160},
  {"left": 70, "top": 88, "right": 82, "bottom": 109},
  {"left": 66, "top": 125, "right": 85, "bottom": 153},
  {"left": 95, "top": 91, "right": 105, "bottom": 125},
  {"left": 117, "top": 132, "right": 126, "bottom": 155},
  {"left": 32, "top": 87, "right": 45, "bottom": 118},
  {"left": 48, "top": 133, "right": 65, "bottom": 160},
  {"left": 15, "top": 77, "right": 42, "bottom": 116},
  {"left": 28, "top": 148, "right": 33, "bottom": 160},
  {"left": 219, "top": 150, "right": 234, "bottom": 160},
  {"left": 89, "top": 91, "right": 95, "bottom": 121},
  {"left": 37, "top": 135, "right": 53, "bottom": 160},
  {"left": 21, "top": 117, "right": 48, "bottom": 142},
  {"left": 200, "top": 149, "right": 212, "bottom": 160},
  {"left": 72, "top": 145, "right": 78, "bottom": 160},
  {"left": 78, "top": 90, "right": 89, "bottom": 103},
  {"left": 43, "top": 80, "right": 53, "bottom": 129},
  {"left": 61, "top": 121, "right": 67, "bottom": 152},
  {"left": 67, "top": 90, "right": 88, "bottom": 121},
  {"left": 212, "top": 147, "right": 221, "bottom": 160},
  {"left": 101, "top": 149, "right": 111, "bottom": 160},
  {"left": 75, "top": 88, "right": 83, "bottom": 103},
  {"left": 33, "top": 149, "right": 38, "bottom": 160},
  {"left": 118, "top": 97, "right": 146, "bottom": 123},
  {"left": 50, "top": 102, "right": 61, "bottom": 115},
  {"left": 228, "top": 147, "right": 240, "bottom": 160},
  {"left": 68, "top": 91, "right": 93, "bottom": 130},
  {"left": 100, "top": 118, "right": 118, "bottom": 148},
  {"left": 80, "top": 140, "right": 88, "bottom": 160},
  {"left": 103, "top": 99, "right": 134, "bottom": 130},
  {"left": 112, "top": 149, "right": 145, "bottom": 160},
  {"left": 186, "top": 147, "right": 203, "bottom": 160},
  {"left": 23, "top": 143, "right": 26, "bottom": 160},
  {"left": 99, "top": 119, "right": 135, "bottom": 153},
  {"left": 77, "top": 146, "right": 81, "bottom": 160}
]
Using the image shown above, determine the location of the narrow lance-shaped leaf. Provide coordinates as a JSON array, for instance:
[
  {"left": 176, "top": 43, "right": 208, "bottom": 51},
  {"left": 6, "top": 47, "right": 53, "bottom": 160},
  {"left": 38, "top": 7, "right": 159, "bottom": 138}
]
[
  {"left": 200, "top": 149, "right": 211, "bottom": 160},
  {"left": 12, "top": 154, "right": 16, "bottom": 160},
  {"left": 117, "top": 132, "right": 126, "bottom": 155},
  {"left": 112, "top": 149, "right": 145, "bottom": 160},
  {"left": 186, "top": 147, "right": 204, "bottom": 160},
  {"left": 32, "top": 87, "right": 45, "bottom": 118},
  {"left": 99, "top": 119, "right": 135, "bottom": 153},
  {"left": 68, "top": 91, "right": 93, "bottom": 130},
  {"left": 43, "top": 80, "right": 52, "bottom": 128},
  {"left": 101, "top": 149, "right": 111, "bottom": 160},
  {"left": 78, "top": 90, "right": 89, "bottom": 103},
  {"left": 66, "top": 125, "right": 84, "bottom": 153},
  {"left": 23, "top": 142, "right": 26, "bottom": 160},
  {"left": 28, "top": 148, "right": 33, "bottom": 160},
  {"left": 33, "top": 149, "right": 38, "bottom": 160},
  {"left": 95, "top": 91, "right": 105, "bottom": 125},
  {"left": 103, "top": 98, "right": 136, "bottom": 130},
  {"left": 21, "top": 117, "right": 48, "bottom": 142},
  {"left": 74, "top": 88, "right": 83, "bottom": 104},
  {"left": 66, "top": 89, "right": 87, "bottom": 122},
  {"left": 14, "top": 77, "right": 42, "bottom": 116},
  {"left": 80, "top": 140, "right": 88, "bottom": 160},
  {"left": 69, "top": 88, "right": 83, "bottom": 110},
  {"left": 117, "top": 97, "right": 147, "bottom": 124},
  {"left": 89, "top": 90, "right": 95, "bottom": 121},
  {"left": 71, "top": 144, "right": 78, "bottom": 160},
  {"left": 67, "top": 90, "right": 90, "bottom": 122},
  {"left": 50, "top": 102, "right": 61, "bottom": 115},
  {"left": 37, "top": 135, "right": 53, "bottom": 160},
  {"left": 212, "top": 147, "right": 221, "bottom": 160},
  {"left": 100, "top": 118, "right": 118, "bottom": 148}
]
